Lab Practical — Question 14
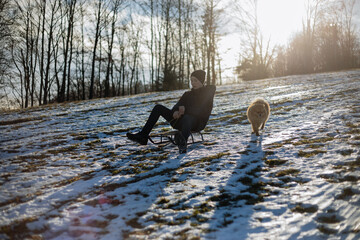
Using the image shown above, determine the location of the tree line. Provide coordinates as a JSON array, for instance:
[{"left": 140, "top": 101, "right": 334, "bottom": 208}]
[
  {"left": 235, "top": 0, "right": 360, "bottom": 80},
  {"left": 0, "top": 0, "right": 222, "bottom": 109},
  {"left": 0, "top": 0, "right": 359, "bottom": 109}
]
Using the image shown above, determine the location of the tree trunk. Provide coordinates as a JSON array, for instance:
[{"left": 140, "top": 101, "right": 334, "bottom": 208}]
[
  {"left": 39, "top": 0, "right": 46, "bottom": 105},
  {"left": 105, "top": 1, "right": 119, "bottom": 98},
  {"left": 89, "top": 0, "right": 102, "bottom": 100},
  {"left": 67, "top": 12, "right": 75, "bottom": 101},
  {"left": 59, "top": 0, "right": 76, "bottom": 102}
]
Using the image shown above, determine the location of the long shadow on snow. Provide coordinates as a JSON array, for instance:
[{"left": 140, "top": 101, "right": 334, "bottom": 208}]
[
  {"left": 93, "top": 143, "right": 189, "bottom": 239},
  {"left": 206, "top": 134, "right": 268, "bottom": 238}
]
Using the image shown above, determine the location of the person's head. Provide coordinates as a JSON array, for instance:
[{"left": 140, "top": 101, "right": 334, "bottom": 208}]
[{"left": 190, "top": 70, "right": 205, "bottom": 89}]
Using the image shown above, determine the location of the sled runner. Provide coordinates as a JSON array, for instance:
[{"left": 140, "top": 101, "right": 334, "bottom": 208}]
[{"left": 148, "top": 130, "right": 204, "bottom": 146}]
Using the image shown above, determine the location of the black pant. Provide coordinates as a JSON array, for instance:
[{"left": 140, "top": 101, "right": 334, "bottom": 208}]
[{"left": 140, "top": 104, "right": 198, "bottom": 141}]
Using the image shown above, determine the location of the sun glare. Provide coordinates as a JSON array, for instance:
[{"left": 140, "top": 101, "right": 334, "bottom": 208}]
[
  {"left": 219, "top": 0, "right": 308, "bottom": 82},
  {"left": 258, "top": 0, "right": 305, "bottom": 45}
]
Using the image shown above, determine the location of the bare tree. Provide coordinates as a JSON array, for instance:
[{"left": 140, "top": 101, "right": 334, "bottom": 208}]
[
  {"left": 339, "top": 0, "right": 358, "bottom": 68},
  {"left": 57, "top": 0, "right": 77, "bottom": 102},
  {"left": 233, "top": 0, "right": 275, "bottom": 80},
  {"left": 5, "top": 0, "right": 230, "bottom": 109},
  {"left": 89, "top": 0, "right": 107, "bottom": 99},
  {"left": 202, "top": 0, "right": 223, "bottom": 85},
  {"left": 184, "top": 0, "right": 195, "bottom": 87},
  {"left": 42, "top": 0, "right": 61, "bottom": 104},
  {"left": 127, "top": 15, "right": 143, "bottom": 94},
  {"left": 301, "top": 0, "right": 323, "bottom": 73},
  {"left": 104, "top": 0, "right": 124, "bottom": 97},
  {"left": 0, "top": 0, "right": 13, "bottom": 95},
  {"left": 0, "top": 0, "right": 18, "bottom": 109},
  {"left": 11, "top": 0, "right": 41, "bottom": 108},
  {"left": 162, "top": 0, "right": 176, "bottom": 90},
  {"left": 78, "top": 0, "right": 87, "bottom": 100}
]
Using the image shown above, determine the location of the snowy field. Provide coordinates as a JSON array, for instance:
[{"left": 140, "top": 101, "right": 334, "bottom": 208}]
[{"left": 0, "top": 70, "right": 359, "bottom": 240}]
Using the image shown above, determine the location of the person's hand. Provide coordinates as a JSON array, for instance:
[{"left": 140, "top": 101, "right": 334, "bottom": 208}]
[
  {"left": 178, "top": 106, "right": 185, "bottom": 115},
  {"left": 173, "top": 111, "right": 180, "bottom": 119}
]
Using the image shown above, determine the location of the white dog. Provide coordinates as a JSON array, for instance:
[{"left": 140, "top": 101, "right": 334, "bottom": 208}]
[{"left": 246, "top": 98, "right": 270, "bottom": 136}]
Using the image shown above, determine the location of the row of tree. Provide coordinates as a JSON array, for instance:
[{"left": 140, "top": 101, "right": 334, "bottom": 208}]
[
  {"left": 0, "top": 0, "right": 359, "bottom": 109},
  {"left": 0, "top": 0, "right": 223, "bottom": 109},
  {"left": 235, "top": 0, "right": 360, "bottom": 80}
]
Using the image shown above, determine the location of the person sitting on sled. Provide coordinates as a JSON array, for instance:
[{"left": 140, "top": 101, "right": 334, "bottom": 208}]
[{"left": 126, "top": 70, "right": 216, "bottom": 153}]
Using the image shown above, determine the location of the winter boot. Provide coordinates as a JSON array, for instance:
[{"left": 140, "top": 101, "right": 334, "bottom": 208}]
[
  {"left": 126, "top": 132, "right": 148, "bottom": 145},
  {"left": 175, "top": 132, "right": 187, "bottom": 154}
]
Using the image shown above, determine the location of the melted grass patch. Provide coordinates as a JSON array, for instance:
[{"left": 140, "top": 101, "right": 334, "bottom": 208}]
[
  {"left": 320, "top": 173, "right": 359, "bottom": 183},
  {"left": 345, "top": 122, "right": 359, "bottom": 128},
  {"left": 0, "top": 116, "right": 46, "bottom": 126},
  {"left": 194, "top": 202, "right": 214, "bottom": 214},
  {"left": 71, "top": 133, "right": 90, "bottom": 141},
  {"left": 130, "top": 161, "right": 159, "bottom": 173},
  {"left": 343, "top": 157, "right": 360, "bottom": 170},
  {"left": 291, "top": 203, "right": 318, "bottom": 213},
  {"left": 292, "top": 136, "right": 334, "bottom": 146},
  {"left": 54, "top": 170, "right": 95, "bottom": 188},
  {"left": 0, "top": 195, "right": 29, "bottom": 208},
  {"left": 0, "top": 216, "right": 46, "bottom": 239},
  {"left": 203, "top": 141, "right": 217, "bottom": 146},
  {"left": 211, "top": 187, "right": 265, "bottom": 206},
  {"left": 316, "top": 214, "right": 342, "bottom": 224},
  {"left": 114, "top": 152, "right": 169, "bottom": 175},
  {"left": 336, "top": 187, "right": 358, "bottom": 200},
  {"left": 128, "top": 189, "right": 149, "bottom": 198},
  {"left": 337, "top": 149, "right": 354, "bottom": 156},
  {"left": 133, "top": 152, "right": 169, "bottom": 162},
  {"left": 39, "top": 140, "right": 68, "bottom": 149},
  {"left": 236, "top": 193, "right": 265, "bottom": 205},
  {"left": 345, "top": 128, "right": 360, "bottom": 135},
  {"left": 85, "top": 219, "right": 109, "bottom": 229},
  {"left": 84, "top": 195, "right": 124, "bottom": 207},
  {"left": 264, "top": 158, "right": 287, "bottom": 167},
  {"left": 317, "top": 225, "right": 337, "bottom": 235},
  {"left": 183, "top": 152, "right": 230, "bottom": 168},
  {"left": 265, "top": 142, "right": 284, "bottom": 149},
  {"left": 275, "top": 168, "right": 300, "bottom": 177},
  {"left": 298, "top": 150, "right": 327, "bottom": 158},
  {"left": 21, "top": 160, "right": 47, "bottom": 172},
  {"left": 157, "top": 197, "right": 170, "bottom": 204},
  {"left": 238, "top": 176, "right": 253, "bottom": 185},
  {"left": 174, "top": 228, "right": 192, "bottom": 238},
  {"left": 17, "top": 153, "right": 49, "bottom": 161},
  {"left": 128, "top": 148, "right": 163, "bottom": 156},
  {"left": 319, "top": 173, "right": 338, "bottom": 183},
  {"left": 47, "top": 144, "right": 80, "bottom": 154},
  {"left": 265, "top": 139, "right": 295, "bottom": 150}
]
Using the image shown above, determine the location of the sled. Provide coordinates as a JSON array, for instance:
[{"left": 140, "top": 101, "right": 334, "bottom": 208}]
[{"left": 148, "top": 130, "right": 204, "bottom": 146}]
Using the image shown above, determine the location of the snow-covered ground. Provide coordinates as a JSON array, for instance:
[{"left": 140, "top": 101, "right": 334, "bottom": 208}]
[{"left": 0, "top": 70, "right": 359, "bottom": 240}]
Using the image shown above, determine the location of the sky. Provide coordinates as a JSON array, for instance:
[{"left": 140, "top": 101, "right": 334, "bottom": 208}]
[{"left": 218, "top": 0, "right": 360, "bottom": 83}]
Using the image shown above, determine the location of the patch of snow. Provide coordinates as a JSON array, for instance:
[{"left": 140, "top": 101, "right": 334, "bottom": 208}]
[{"left": 1, "top": 70, "right": 359, "bottom": 239}]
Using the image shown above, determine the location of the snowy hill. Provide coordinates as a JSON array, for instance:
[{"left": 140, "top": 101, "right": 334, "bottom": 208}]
[{"left": 0, "top": 70, "right": 359, "bottom": 239}]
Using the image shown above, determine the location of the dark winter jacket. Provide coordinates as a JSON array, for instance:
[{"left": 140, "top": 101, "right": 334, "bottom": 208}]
[{"left": 171, "top": 85, "right": 216, "bottom": 131}]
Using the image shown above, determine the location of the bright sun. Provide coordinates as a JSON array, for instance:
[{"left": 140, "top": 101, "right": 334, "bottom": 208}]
[
  {"left": 257, "top": 0, "right": 306, "bottom": 45},
  {"left": 219, "top": 0, "right": 308, "bottom": 82}
]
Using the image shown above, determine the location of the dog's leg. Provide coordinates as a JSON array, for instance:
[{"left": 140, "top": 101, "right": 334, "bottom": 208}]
[{"left": 251, "top": 122, "right": 259, "bottom": 136}]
